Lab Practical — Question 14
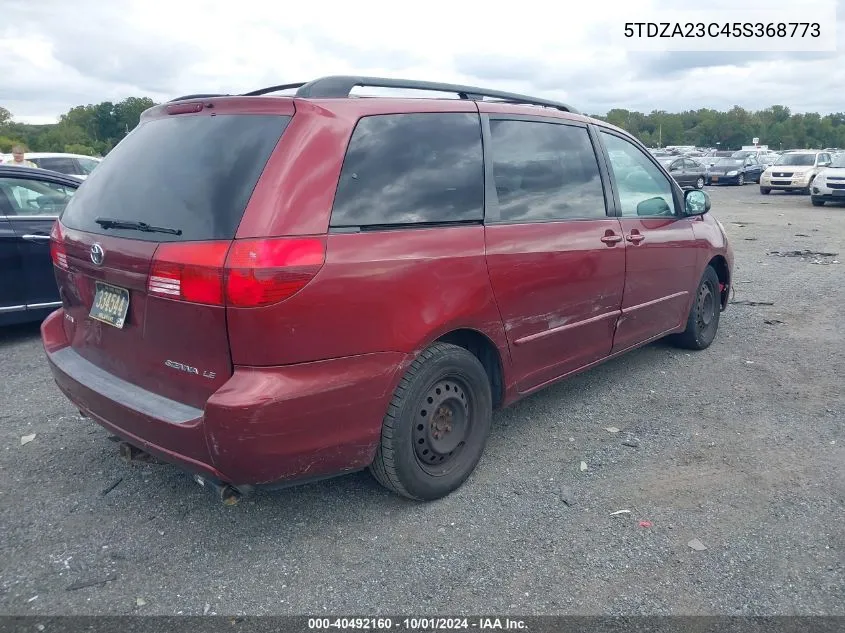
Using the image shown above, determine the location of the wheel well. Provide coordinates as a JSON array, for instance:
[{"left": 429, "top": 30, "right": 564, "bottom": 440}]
[
  {"left": 436, "top": 329, "right": 505, "bottom": 409},
  {"left": 708, "top": 255, "right": 730, "bottom": 308}
]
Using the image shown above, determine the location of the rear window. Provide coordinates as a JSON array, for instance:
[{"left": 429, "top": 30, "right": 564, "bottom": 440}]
[
  {"left": 330, "top": 113, "right": 483, "bottom": 228},
  {"left": 61, "top": 114, "right": 290, "bottom": 242},
  {"left": 38, "top": 157, "right": 78, "bottom": 174}
]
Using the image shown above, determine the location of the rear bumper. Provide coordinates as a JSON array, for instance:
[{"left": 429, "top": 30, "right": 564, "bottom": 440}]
[{"left": 41, "top": 308, "right": 408, "bottom": 487}]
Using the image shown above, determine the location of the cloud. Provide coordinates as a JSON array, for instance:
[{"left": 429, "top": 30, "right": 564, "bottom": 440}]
[{"left": 1, "top": 0, "right": 844, "bottom": 123}]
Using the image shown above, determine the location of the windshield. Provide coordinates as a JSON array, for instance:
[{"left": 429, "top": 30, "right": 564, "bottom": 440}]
[
  {"left": 658, "top": 158, "right": 675, "bottom": 167},
  {"left": 732, "top": 151, "right": 753, "bottom": 159},
  {"left": 775, "top": 153, "right": 815, "bottom": 166},
  {"left": 830, "top": 155, "right": 845, "bottom": 168},
  {"left": 715, "top": 159, "right": 743, "bottom": 166},
  {"left": 61, "top": 114, "right": 290, "bottom": 242}
]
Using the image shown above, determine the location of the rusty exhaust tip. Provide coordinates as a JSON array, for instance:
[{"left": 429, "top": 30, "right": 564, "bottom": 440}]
[{"left": 193, "top": 474, "right": 242, "bottom": 506}]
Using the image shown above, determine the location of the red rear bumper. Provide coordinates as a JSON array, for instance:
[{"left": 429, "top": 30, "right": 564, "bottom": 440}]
[{"left": 41, "top": 309, "right": 407, "bottom": 487}]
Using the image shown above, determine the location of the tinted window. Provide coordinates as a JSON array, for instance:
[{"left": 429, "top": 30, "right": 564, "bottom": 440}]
[
  {"left": 330, "top": 113, "right": 483, "bottom": 227},
  {"left": 600, "top": 132, "right": 675, "bottom": 217},
  {"left": 38, "top": 157, "right": 78, "bottom": 174},
  {"left": 0, "top": 177, "right": 76, "bottom": 216},
  {"left": 61, "top": 114, "right": 289, "bottom": 241},
  {"left": 684, "top": 159, "right": 700, "bottom": 169},
  {"left": 76, "top": 157, "right": 100, "bottom": 174},
  {"left": 489, "top": 120, "right": 606, "bottom": 222}
]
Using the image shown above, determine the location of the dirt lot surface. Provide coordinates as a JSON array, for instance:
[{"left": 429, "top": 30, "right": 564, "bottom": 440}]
[{"left": 1, "top": 185, "right": 843, "bottom": 616}]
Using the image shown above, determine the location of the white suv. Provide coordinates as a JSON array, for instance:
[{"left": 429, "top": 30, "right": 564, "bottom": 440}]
[
  {"left": 810, "top": 153, "right": 845, "bottom": 206},
  {"left": 24, "top": 153, "right": 101, "bottom": 179},
  {"left": 759, "top": 151, "right": 833, "bottom": 195}
]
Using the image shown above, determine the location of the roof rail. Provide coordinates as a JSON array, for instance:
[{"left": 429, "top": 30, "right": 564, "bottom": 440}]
[
  {"left": 169, "top": 93, "right": 228, "bottom": 102},
  {"left": 241, "top": 82, "right": 307, "bottom": 96},
  {"left": 291, "top": 75, "right": 578, "bottom": 114}
]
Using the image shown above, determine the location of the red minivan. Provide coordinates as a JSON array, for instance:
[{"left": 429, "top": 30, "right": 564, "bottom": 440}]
[{"left": 42, "top": 76, "right": 733, "bottom": 502}]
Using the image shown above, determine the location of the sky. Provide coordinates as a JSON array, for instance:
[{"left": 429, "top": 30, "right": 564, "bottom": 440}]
[{"left": 1, "top": 0, "right": 843, "bottom": 124}]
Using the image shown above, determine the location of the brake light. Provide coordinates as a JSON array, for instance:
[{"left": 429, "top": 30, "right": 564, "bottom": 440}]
[
  {"left": 50, "top": 221, "right": 68, "bottom": 271},
  {"left": 225, "top": 237, "right": 326, "bottom": 307},
  {"left": 147, "top": 237, "right": 326, "bottom": 307},
  {"left": 148, "top": 242, "right": 229, "bottom": 305}
]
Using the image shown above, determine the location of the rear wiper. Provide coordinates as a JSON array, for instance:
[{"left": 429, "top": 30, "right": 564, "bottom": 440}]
[{"left": 95, "top": 217, "right": 182, "bottom": 236}]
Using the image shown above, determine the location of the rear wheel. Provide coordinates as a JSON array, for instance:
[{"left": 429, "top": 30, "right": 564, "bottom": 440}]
[
  {"left": 760, "top": 187, "right": 771, "bottom": 195},
  {"left": 370, "top": 343, "right": 493, "bottom": 500},
  {"left": 811, "top": 197, "right": 825, "bottom": 207},
  {"left": 695, "top": 176, "right": 705, "bottom": 189},
  {"left": 671, "top": 266, "right": 721, "bottom": 351}
]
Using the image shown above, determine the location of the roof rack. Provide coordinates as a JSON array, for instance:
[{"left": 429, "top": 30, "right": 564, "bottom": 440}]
[{"left": 244, "top": 75, "right": 578, "bottom": 114}]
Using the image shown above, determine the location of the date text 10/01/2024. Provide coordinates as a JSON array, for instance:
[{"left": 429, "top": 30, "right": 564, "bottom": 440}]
[{"left": 308, "top": 618, "right": 528, "bottom": 630}]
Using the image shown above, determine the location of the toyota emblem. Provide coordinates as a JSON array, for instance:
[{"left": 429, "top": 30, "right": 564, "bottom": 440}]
[{"left": 90, "top": 243, "right": 105, "bottom": 265}]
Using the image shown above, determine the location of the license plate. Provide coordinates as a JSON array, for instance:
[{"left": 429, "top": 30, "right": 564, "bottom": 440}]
[
  {"left": 711, "top": 176, "right": 719, "bottom": 183},
  {"left": 89, "top": 282, "right": 130, "bottom": 328}
]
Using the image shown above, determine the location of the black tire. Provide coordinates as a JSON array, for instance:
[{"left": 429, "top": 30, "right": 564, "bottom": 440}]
[
  {"left": 811, "top": 197, "right": 825, "bottom": 207},
  {"left": 369, "top": 342, "right": 493, "bottom": 500},
  {"left": 737, "top": 173, "right": 745, "bottom": 186},
  {"left": 671, "top": 266, "right": 721, "bottom": 351},
  {"left": 760, "top": 187, "right": 771, "bottom": 195},
  {"left": 695, "top": 176, "right": 705, "bottom": 189},
  {"left": 801, "top": 178, "right": 814, "bottom": 195}
]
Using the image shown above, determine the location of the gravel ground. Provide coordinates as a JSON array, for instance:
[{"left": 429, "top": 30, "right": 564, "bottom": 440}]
[{"left": 1, "top": 185, "right": 843, "bottom": 617}]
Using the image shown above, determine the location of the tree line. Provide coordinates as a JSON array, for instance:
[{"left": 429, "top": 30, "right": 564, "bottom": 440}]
[{"left": 2, "top": 99, "right": 845, "bottom": 155}]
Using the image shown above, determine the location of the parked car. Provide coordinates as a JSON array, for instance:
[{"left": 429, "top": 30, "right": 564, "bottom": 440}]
[
  {"left": 0, "top": 166, "right": 80, "bottom": 326},
  {"left": 810, "top": 152, "right": 845, "bottom": 206},
  {"left": 25, "top": 153, "right": 101, "bottom": 180},
  {"left": 658, "top": 156, "right": 707, "bottom": 189},
  {"left": 760, "top": 150, "right": 833, "bottom": 194},
  {"left": 42, "top": 76, "right": 733, "bottom": 502},
  {"left": 700, "top": 151, "right": 733, "bottom": 168},
  {"left": 706, "top": 156, "right": 765, "bottom": 185}
]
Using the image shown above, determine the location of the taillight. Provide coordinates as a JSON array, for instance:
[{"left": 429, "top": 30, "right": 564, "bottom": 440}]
[
  {"left": 50, "top": 221, "right": 68, "bottom": 271},
  {"left": 147, "top": 237, "right": 326, "bottom": 307},
  {"left": 225, "top": 237, "right": 326, "bottom": 307},
  {"left": 148, "top": 242, "right": 229, "bottom": 305}
]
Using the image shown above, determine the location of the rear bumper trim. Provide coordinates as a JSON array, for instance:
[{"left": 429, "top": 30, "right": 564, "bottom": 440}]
[{"left": 49, "top": 347, "right": 202, "bottom": 424}]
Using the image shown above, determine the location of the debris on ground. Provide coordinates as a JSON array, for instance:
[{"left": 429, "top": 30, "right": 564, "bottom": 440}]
[
  {"left": 768, "top": 249, "right": 839, "bottom": 265},
  {"left": 66, "top": 574, "right": 118, "bottom": 591},
  {"left": 639, "top": 521, "right": 653, "bottom": 528},
  {"left": 745, "top": 360, "right": 755, "bottom": 365},
  {"left": 794, "top": 233, "right": 810, "bottom": 237},
  {"left": 609, "top": 509, "right": 631, "bottom": 516},
  {"left": 20, "top": 434, "right": 36, "bottom": 446},
  {"left": 730, "top": 300, "right": 775, "bottom": 307},
  {"left": 101, "top": 477, "right": 123, "bottom": 497},
  {"left": 580, "top": 461, "right": 588, "bottom": 472},
  {"left": 604, "top": 427, "right": 620, "bottom": 434},
  {"left": 559, "top": 489, "right": 576, "bottom": 507},
  {"left": 687, "top": 538, "right": 708, "bottom": 551},
  {"left": 204, "top": 603, "right": 211, "bottom": 616},
  {"left": 136, "top": 597, "right": 146, "bottom": 607},
  {"left": 764, "top": 319, "right": 786, "bottom": 325},
  {"left": 622, "top": 436, "right": 640, "bottom": 448}
]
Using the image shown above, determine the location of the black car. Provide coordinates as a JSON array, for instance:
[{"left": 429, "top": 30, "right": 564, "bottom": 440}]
[
  {"left": 658, "top": 156, "right": 707, "bottom": 189},
  {"left": 0, "top": 166, "right": 81, "bottom": 326},
  {"left": 706, "top": 156, "right": 765, "bottom": 186}
]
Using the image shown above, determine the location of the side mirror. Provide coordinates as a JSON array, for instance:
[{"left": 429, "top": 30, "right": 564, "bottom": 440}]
[{"left": 684, "top": 189, "right": 711, "bottom": 216}]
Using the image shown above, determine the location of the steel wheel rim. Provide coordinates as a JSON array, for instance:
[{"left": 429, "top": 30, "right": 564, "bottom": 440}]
[
  {"left": 412, "top": 378, "right": 472, "bottom": 475},
  {"left": 697, "top": 177, "right": 704, "bottom": 189},
  {"left": 697, "top": 282, "right": 716, "bottom": 329},
  {"left": 738, "top": 174, "right": 744, "bottom": 185}
]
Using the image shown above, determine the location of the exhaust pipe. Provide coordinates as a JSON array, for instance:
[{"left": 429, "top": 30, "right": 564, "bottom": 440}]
[{"left": 193, "top": 474, "right": 242, "bottom": 506}]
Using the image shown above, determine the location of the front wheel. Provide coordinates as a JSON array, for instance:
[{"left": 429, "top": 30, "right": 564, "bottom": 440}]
[
  {"left": 811, "top": 197, "right": 825, "bottom": 207},
  {"left": 801, "top": 178, "right": 814, "bottom": 195},
  {"left": 695, "top": 176, "right": 705, "bottom": 189},
  {"left": 370, "top": 343, "right": 493, "bottom": 500},
  {"left": 670, "top": 266, "right": 721, "bottom": 351},
  {"left": 760, "top": 187, "right": 771, "bottom": 195},
  {"left": 737, "top": 174, "right": 745, "bottom": 186}
]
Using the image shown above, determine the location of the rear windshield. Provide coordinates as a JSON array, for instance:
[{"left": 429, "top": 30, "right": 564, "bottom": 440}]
[{"left": 61, "top": 114, "right": 290, "bottom": 242}]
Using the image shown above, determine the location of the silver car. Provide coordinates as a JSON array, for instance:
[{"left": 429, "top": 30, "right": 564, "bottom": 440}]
[{"left": 810, "top": 153, "right": 845, "bottom": 206}]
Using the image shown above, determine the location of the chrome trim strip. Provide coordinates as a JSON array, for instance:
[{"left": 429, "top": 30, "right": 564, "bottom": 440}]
[
  {"left": 27, "top": 301, "right": 62, "bottom": 309},
  {"left": 514, "top": 310, "right": 620, "bottom": 346},
  {"left": 0, "top": 304, "right": 27, "bottom": 313},
  {"left": 5, "top": 215, "right": 59, "bottom": 221}
]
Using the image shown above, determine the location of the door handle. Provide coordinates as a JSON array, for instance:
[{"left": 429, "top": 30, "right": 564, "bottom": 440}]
[
  {"left": 600, "top": 233, "right": 623, "bottom": 245},
  {"left": 626, "top": 233, "right": 645, "bottom": 244},
  {"left": 22, "top": 234, "right": 51, "bottom": 242}
]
